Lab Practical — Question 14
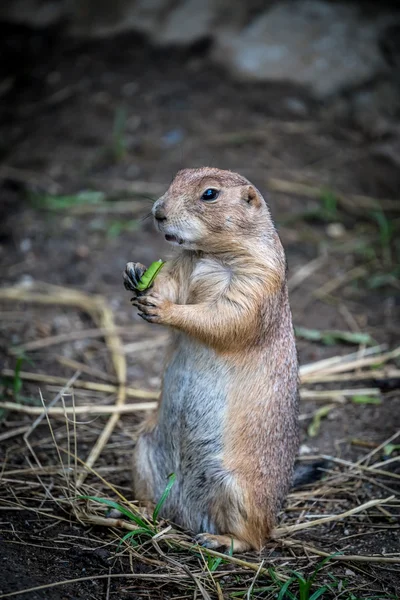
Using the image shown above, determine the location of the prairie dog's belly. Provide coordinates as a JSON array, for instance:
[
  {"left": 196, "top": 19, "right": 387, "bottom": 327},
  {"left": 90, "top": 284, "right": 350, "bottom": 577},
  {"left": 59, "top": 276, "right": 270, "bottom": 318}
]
[
  {"left": 158, "top": 335, "right": 228, "bottom": 457},
  {"left": 145, "top": 336, "right": 229, "bottom": 528}
]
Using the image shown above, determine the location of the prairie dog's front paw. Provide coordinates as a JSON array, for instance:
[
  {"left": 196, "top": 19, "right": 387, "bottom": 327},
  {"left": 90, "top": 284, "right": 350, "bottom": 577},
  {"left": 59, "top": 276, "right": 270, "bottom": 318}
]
[
  {"left": 123, "top": 262, "right": 147, "bottom": 293},
  {"left": 132, "top": 292, "right": 172, "bottom": 325}
]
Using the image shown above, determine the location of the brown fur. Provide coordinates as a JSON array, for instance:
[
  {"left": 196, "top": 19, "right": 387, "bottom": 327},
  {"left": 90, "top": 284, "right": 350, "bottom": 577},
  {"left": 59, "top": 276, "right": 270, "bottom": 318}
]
[{"left": 124, "top": 167, "right": 299, "bottom": 552}]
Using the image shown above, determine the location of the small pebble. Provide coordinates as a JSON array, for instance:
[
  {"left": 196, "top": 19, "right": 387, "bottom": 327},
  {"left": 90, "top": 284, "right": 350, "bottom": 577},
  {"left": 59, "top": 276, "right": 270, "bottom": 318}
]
[
  {"left": 18, "top": 274, "right": 34, "bottom": 287},
  {"left": 326, "top": 222, "right": 345, "bottom": 238},
  {"left": 284, "top": 97, "right": 308, "bottom": 117},
  {"left": 162, "top": 129, "right": 184, "bottom": 147},
  {"left": 20, "top": 239, "right": 32, "bottom": 253},
  {"left": 76, "top": 245, "right": 89, "bottom": 259}
]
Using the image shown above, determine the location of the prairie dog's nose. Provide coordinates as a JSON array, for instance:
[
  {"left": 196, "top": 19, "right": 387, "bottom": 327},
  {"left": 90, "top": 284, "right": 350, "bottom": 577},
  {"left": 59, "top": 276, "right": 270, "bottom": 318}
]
[{"left": 153, "top": 201, "right": 167, "bottom": 221}]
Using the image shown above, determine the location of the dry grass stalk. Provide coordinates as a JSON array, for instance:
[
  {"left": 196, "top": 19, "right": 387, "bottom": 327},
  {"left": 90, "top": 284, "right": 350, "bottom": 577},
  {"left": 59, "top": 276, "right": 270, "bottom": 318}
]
[
  {"left": 313, "top": 265, "right": 369, "bottom": 299},
  {"left": 1, "top": 369, "right": 159, "bottom": 399},
  {"left": 300, "top": 387, "right": 380, "bottom": 400},
  {"left": 356, "top": 431, "right": 400, "bottom": 466},
  {"left": 302, "top": 368, "right": 400, "bottom": 384},
  {"left": 267, "top": 177, "right": 400, "bottom": 214},
  {"left": 299, "top": 344, "right": 387, "bottom": 377},
  {"left": 6, "top": 325, "right": 143, "bottom": 355},
  {"left": 305, "top": 347, "right": 400, "bottom": 378},
  {"left": 122, "top": 334, "right": 169, "bottom": 354},
  {"left": 0, "top": 425, "right": 30, "bottom": 442},
  {"left": 55, "top": 355, "right": 118, "bottom": 382},
  {"left": 322, "top": 455, "right": 400, "bottom": 480},
  {"left": 278, "top": 539, "right": 400, "bottom": 564},
  {"left": 0, "top": 401, "right": 158, "bottom": 415},
  {"left": 288, "top": 255, "right": 327, "bottom": 292},
  {"left": 273, "top": 496, "right": 394, "bottom": 537}
]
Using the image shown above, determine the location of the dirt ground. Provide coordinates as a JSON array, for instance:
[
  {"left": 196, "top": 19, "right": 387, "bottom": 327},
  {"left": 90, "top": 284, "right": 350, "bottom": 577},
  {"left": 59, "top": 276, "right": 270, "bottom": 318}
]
[{"left": 0, "top": 22, "right": 400, "bottom": 600}]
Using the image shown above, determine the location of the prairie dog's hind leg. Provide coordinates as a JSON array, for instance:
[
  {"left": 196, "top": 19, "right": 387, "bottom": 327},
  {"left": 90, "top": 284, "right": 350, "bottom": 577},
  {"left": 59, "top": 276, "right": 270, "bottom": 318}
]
[
  {"left": 193, "top": 482, "right": 272, "bottom": 554},
  {"left": 132, "top": 425, "right": 159, "bottom": 505}
]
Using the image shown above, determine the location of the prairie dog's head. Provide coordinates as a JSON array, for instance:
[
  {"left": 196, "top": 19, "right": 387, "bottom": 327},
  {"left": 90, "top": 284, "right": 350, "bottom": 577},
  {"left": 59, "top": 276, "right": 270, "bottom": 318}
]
[{"left": 152, "top": 167, "right": 274, "bottom": 251}]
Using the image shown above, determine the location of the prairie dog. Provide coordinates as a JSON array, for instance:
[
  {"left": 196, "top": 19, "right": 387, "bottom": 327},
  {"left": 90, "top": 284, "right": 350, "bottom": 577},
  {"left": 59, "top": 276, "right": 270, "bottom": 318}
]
[{"left": 123, "top": 167, "right": 299, "bottom": 553}]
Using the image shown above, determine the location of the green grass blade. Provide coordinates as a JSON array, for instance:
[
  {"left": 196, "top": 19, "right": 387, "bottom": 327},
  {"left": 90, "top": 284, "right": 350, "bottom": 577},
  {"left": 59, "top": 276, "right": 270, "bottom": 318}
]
[
  {"left": 13, "top": 356, "right": 24, "bottom": 397},
  {"left": 309, "top": 586, "right": 329, "bottom": 600},
  {"left": 152, "top": 473, "right": 176, "bottom": 525},
  {"left": 290, "top": 570, "right": 307, "bottom": 584},
  {"left": 276, "top": 577, "right": 296, "bottom": 600},
  {"left": 78, "top": 496, "right": 149, "bottom": 529},
  {"left": 352, "top": 395, "right": 382, "bottom": 405},
  {"left": 117, "top": 528, "right": 152, "bottom": 549},
  {"left": 309, "top": 553, "right": 340, "bottom": 582},
  {"left": 208, "top": 556, "right": 222, "bottom": 572},
  {"left": 230, "top": 588, "right": 275, "bottom": 598}
]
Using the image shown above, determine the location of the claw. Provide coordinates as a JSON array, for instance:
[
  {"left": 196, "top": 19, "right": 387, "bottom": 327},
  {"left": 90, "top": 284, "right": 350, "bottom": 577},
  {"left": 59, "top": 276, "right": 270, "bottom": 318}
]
[
  {"left": 138, "top": 313, "right": 155, "bottom": 323},
  {"left": 123, "top": 262, "right": 147, "bottom": 292},
  {"left": 123, "top": 276, "right": 136, "bottom": 292},
  {"left": 136, "top": 297, "right": 156, "bottom": 308},
  {"left": 194, "top": 533, "right": 223, "bottom": 550}
]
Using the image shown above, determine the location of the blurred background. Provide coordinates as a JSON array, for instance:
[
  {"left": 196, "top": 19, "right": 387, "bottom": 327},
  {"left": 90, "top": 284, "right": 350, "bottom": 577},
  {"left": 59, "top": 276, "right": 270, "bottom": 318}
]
[{"left": 0, "top": 1, "right": 400, "bottom": 597}]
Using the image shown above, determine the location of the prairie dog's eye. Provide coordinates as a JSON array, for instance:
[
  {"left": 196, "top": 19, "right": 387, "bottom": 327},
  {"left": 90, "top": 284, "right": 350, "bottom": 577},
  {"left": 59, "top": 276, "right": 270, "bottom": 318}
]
[{"left": 201, "top": 188, "right": 219, "bottom": 201}]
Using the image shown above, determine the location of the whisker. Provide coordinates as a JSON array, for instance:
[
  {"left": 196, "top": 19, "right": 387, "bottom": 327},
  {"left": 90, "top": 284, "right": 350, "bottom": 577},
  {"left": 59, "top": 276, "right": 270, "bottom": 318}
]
[
  {"left": 135, "top": 194, "right": 157, "bottom": 204},
  {"left": 140, "top": 212, "right": 153, "bottom": 222}
]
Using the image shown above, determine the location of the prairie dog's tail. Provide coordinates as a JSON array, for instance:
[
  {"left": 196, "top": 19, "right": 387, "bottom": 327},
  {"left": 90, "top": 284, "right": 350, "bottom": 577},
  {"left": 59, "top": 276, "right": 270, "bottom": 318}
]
[{"left": 292, "top": 460, "right": 328, "bottom": 488}]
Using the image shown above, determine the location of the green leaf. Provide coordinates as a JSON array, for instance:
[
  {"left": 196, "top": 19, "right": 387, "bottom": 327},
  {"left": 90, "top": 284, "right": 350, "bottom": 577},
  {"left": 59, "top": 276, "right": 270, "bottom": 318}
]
[{"left": 351, "top": 395, "right": 381, "bottom": 405}]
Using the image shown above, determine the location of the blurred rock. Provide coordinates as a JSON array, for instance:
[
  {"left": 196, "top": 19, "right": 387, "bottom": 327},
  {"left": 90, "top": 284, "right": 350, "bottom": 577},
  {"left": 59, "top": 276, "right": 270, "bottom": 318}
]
[
  {"left": 212, "top": 1, "right": 393, "bottom": 98},
  {"left": 380, "top": 23, "right": 400, "bottom": 72},
  {"left": 69, "top": 0, "right": 172, "bottom": 39},
  {"left": 371, "top": 137, "right": 400, "bottom": 169},
  {"left": 0, "top": 0, "right": 68, "bottom": 27},
  {"left": 155, "top": 0, "right": 218, "bottom": 46},
  {"left": 350, "top": 81, "right": 400, "bottom": 138},
  {"left": 1, "top": 0, "right": 399, "bottom": 104}
]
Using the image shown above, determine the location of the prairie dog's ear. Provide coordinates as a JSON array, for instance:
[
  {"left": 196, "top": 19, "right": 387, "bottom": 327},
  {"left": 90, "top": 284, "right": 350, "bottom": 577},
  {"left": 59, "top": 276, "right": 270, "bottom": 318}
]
[{"left": 244, "top": 185, "right": 262, "bottom": 208}]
